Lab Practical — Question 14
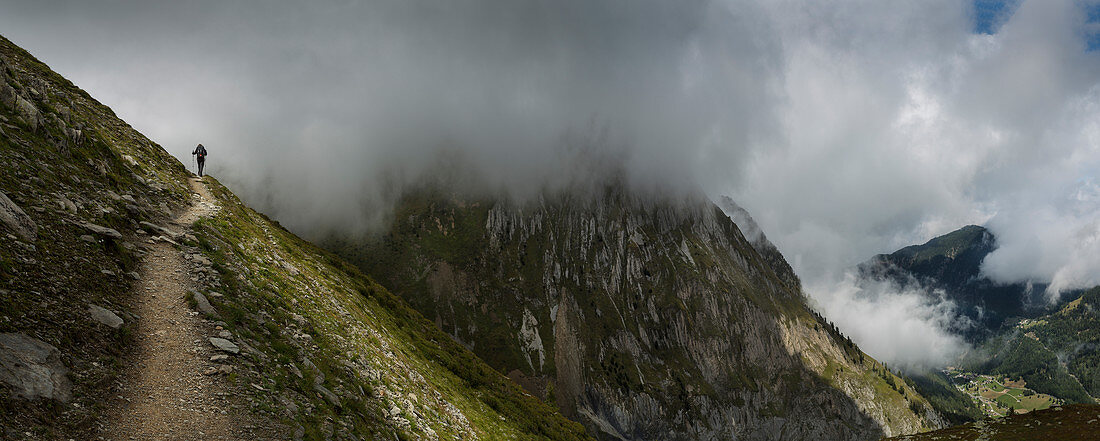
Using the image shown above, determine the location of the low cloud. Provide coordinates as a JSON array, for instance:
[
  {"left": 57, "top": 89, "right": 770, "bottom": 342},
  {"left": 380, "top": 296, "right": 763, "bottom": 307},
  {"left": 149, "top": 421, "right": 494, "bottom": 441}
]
[
  {"left": 983, "top": 202, "right": 1100, "bottom": 301},
  {"left": 807, "top": 273, "right": 972, "bottom": 370}
]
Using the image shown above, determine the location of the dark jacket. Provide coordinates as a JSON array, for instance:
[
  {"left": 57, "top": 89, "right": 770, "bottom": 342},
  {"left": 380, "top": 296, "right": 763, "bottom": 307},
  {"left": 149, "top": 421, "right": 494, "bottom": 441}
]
[{"left": 193, "top": 145, "right": 207, "bottom": 159}]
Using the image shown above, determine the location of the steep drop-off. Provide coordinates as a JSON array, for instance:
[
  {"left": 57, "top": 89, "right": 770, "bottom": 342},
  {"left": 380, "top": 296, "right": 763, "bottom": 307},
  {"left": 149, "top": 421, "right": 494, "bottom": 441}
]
[{"left": 332, "top": 185, "right": 946, "bottom": 440}]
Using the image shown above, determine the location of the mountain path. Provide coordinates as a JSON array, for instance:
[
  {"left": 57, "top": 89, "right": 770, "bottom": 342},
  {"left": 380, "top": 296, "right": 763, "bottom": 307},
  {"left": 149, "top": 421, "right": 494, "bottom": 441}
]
[{"left": 103, "top": 177, "right": 245, "bottom": 440}]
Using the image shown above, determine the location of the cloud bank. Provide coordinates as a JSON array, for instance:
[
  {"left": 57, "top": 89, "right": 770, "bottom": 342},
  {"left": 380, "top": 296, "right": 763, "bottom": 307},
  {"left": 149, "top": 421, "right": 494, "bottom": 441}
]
[
  {"left": 2, "top": 0, "right": 1098, "bottom": 366},
  {"left": 806, "top": 274, "right": 971, "bottom": 369}
]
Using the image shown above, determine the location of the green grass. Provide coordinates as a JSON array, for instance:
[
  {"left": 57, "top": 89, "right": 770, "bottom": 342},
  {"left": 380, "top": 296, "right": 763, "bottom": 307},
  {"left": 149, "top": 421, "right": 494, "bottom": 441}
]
[{"left": 1019, "top": 395, "right": 1054, "bottom": 411}]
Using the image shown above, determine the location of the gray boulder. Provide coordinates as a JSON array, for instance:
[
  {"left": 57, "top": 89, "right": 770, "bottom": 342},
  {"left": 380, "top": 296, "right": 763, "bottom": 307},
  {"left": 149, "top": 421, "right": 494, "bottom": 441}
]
[
  {"left": 139, "top": 221, "right": 169, "bottom": 236},
  {"left": 57, "top": 195, "right": 77, "bottom": 213},
  {"left": 208, "top": 337, "right": 240, "bottom": 354},
  {"left": 14, "top": 96, "right": 42, "bottom": 132},
  {"left": 0, "top": 333, "right": 72, "bottom": 402},
  {"left": 0, "top": 84, "right": 16, "bottom": 109},
  {"left": 191, "top": 291, "right": 218, "bottom": 317},
  {"left": 88, "top": 304, "right": 124, "bottom": 329},
  {"left": 80, "top": 221, "right": 122, "bottom": 240},
  {"left": 0, "top": 190, "right": 36, "bottom": 241},
  {"left": 314, "top": 384, "right": 340, "bottom": 406}
]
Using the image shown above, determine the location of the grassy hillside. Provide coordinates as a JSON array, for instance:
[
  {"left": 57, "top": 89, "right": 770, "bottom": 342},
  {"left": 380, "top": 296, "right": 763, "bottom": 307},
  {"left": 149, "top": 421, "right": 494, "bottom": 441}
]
[
  {"left": 189, "top": 178, "right": 590, "bottom": 439},
  {"left": 889, "top": 225, "right": 991, "bottom": 269},
  {"left": 0, "top": 34, "right": 589, "bottom": 440},
  {"left": 906, "top": 370, "right": 984, "bottom": 425}
]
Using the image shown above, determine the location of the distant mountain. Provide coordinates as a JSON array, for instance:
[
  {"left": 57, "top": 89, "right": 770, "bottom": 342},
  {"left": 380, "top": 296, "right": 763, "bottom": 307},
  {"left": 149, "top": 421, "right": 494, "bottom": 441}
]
[
  {"left": 328, "top": 186, "right": 945, "bottom": 440},
  {"left": 858, "top": 225, "right": 1047, "bottom": 338},
  {"left": 863, "top": 226, "right": 1100, "bottom": 416}
]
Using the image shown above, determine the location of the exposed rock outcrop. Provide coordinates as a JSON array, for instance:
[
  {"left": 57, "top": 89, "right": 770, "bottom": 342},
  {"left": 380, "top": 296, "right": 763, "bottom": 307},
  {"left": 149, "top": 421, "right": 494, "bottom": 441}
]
[{"left": 79, "top": 221, "right": 123, "bottom": 239}]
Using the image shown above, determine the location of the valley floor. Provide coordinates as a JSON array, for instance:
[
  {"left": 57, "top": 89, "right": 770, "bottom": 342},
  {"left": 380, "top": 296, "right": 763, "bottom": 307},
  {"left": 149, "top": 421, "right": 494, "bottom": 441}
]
[{"left": 943, "top": 369, "right": 1062, "bottom": 418}]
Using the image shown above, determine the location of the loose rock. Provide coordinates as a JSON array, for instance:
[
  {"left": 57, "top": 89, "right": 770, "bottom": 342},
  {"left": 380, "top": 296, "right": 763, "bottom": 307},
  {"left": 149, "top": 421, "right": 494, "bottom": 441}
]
[
  {"left": 0, "top": 190, "right": 37, "bottom": 241},
  {"left": 80, "top": 221, "right": 122, "bottom": 240},
  {"left": 139, "top": 221, "right": 171, "bottom": 237},
  {"left": 88, "top": 304, "right": 124, "bottom": 329},
  {"left": 191, "top": 291, "right": 217, "bottom": 316},
  {"left": 314, "top": 384, "right": 340, "bottom": 406},
  {"left": 0, "top": 333, "right": 72, "bottom": 402},
  {"left": 209, "top": 337, "right": 240, "bottom": 354}
]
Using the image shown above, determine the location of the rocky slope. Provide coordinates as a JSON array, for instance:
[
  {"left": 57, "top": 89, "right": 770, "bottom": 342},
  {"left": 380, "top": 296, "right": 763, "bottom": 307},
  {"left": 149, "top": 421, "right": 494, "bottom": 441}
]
[
  {"left": 0, "top": 34, "right": 194, "bottom": 439},
  {"left": 0, "top": 34, "right": 588, "bottom": 440},
  {"left": 330, "top": 185, "right": 946, "bottom": 440},
  {"left": 715, "top": 196, "right": 800, "bottom": 291},
  {"left": 883, "top": 404, "right": 1100, "bottom": 441}
]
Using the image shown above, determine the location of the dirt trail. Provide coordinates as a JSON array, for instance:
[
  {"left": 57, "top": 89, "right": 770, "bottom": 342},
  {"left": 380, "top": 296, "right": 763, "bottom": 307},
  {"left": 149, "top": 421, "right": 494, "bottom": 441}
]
[{"left": 104, "top": 177, "right": 243, "bottom": 440}]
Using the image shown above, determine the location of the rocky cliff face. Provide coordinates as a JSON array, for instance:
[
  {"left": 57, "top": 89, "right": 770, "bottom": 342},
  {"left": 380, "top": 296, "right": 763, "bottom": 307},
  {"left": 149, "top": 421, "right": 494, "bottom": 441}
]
[{"left": 333, "top": 186, "right": 946, "bottom": 440}]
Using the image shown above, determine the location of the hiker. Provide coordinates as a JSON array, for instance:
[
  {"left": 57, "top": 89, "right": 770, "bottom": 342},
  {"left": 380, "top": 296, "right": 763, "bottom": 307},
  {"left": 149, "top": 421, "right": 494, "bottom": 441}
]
[{"left": 192, "top": 143, "right": 208, "bottom": 177}]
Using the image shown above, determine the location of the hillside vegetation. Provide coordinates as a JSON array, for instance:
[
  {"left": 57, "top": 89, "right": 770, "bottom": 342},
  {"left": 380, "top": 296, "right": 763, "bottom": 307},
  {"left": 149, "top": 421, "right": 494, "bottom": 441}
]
[
  {"left": 1, "top": 34, "right": 194, "bottom": 438},
  {"left": 861, "top": 226, "right": 1099, "bottom": 425}
]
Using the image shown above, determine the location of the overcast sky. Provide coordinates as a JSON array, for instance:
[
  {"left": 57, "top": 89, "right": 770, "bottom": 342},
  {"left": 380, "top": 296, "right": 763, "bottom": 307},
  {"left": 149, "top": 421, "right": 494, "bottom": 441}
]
[{"left": 3, "top": 0, "right": 1098, "bottom": 367}]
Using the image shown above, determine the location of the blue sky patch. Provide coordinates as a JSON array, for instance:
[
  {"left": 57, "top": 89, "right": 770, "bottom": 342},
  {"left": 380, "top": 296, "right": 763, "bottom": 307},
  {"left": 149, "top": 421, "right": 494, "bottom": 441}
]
[
  {"left": 1087, "top": 3, "right": 1100, "bottom": 22},
  {"left": 1087, "top": 3, "right": 1100, "bottom": 51},
  {"left": 972, "top": 0, "right": 1019, "bottom": 35}
]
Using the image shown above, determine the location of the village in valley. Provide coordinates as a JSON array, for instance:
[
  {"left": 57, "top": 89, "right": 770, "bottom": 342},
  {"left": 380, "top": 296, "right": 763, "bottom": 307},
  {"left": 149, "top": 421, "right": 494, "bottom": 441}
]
[{"left": 944, "top": 368, "right": 1064, "bottom": 417}]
